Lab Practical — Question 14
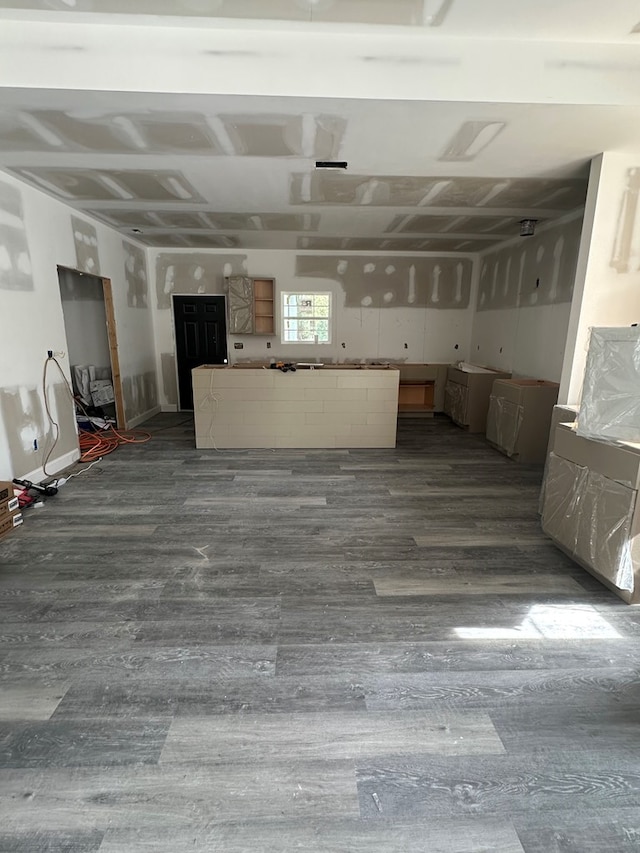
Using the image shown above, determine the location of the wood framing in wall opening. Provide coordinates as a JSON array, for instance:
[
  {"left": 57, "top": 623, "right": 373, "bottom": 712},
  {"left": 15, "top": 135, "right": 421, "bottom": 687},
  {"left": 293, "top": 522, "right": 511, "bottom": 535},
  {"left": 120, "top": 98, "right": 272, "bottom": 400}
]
[{"left": 57, "top": 266, "right": 125, "bottom": 430}]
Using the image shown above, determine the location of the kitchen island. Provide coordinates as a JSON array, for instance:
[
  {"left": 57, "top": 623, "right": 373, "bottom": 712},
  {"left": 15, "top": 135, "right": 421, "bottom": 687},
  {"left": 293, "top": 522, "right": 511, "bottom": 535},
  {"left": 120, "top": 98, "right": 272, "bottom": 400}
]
[{"left": 192, "top": 364, "right": 399, "bottom": 448}]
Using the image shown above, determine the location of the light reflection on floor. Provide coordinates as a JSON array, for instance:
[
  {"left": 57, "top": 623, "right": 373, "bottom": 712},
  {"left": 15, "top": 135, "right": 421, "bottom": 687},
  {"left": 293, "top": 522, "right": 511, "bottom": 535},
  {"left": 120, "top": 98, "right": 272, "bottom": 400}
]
[{"left": 455, "top": 604, "right": 621, "bottom": 640}]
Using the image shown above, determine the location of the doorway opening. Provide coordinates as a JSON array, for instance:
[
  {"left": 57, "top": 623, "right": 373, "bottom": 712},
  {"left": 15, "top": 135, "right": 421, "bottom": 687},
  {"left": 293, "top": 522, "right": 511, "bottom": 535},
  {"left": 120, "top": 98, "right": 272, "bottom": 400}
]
[
  {"left": 57, "top": 267, "right": 125, "bottom": 429},
  {"left": 173, "top": 294, "right": 228, "bottom": 411}
]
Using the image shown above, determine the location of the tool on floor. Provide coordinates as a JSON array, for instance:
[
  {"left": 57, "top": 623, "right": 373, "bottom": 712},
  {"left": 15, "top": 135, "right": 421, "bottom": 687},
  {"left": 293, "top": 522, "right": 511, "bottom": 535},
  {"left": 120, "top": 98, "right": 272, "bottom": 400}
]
[{"left": 12, "top": 478, "right": 59, "bottom": 497}]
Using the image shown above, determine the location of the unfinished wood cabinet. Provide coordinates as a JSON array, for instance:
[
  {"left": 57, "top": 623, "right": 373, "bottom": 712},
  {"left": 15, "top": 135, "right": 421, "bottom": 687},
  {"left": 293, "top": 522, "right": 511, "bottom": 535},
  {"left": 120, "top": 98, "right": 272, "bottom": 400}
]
[
  {"left": 226, "top": 275, "right": 275, "bottom": 335},
  {"left": 398, "top": 381, "right": 435, "bottom": 413},
  {"left": 253, "top": 278, "right": 275, "bottom": 335},
  {"left": 396, "top": 364, "right": 448, "bottom": 416}
]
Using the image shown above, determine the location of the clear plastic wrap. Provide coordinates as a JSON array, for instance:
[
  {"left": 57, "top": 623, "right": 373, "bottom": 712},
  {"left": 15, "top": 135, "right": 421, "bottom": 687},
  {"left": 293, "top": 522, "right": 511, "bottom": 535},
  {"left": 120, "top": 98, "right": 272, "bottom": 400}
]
[
  {"left": 226, "top": 275, "right": 254, "bottom": 334},
  {"left": 486, "top": 394, "right": 523, "bottom": 457},
  {"left": 578, "top": 326, "right": 640, "bottom": 442},
  {"left": 577, "top": 471, "right": 635, "bottom": 592},
  {"left": 455, "top": 361, "right": 497, "bottom": 374},
  {"left": 444, "top": 380, "right": 466, "bottom": 424},
  {"left": 541, "top": 452, "right": 587, "bottom": 554},
  {"left": 542, "top": 451, "right": 638, "bottom": 593}
]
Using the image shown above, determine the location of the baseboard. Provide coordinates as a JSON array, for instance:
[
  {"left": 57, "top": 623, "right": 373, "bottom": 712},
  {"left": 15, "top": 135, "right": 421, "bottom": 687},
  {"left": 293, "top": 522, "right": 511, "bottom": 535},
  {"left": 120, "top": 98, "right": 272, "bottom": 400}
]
[
  {"left": 126, "top": 406, "right": 161, "bottom": 429},
  {"left": 161, "top": 404, "right": 178, "bottom": 413},
  {"left": 20, "top": 447, "right": 81, "bottom": 484}
]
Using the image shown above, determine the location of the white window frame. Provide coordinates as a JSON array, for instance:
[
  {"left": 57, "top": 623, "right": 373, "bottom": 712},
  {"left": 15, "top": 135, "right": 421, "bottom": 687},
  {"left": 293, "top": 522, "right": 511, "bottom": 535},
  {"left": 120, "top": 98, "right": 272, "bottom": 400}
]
[{"left": 280, "top": 291, "right": 332, "bottom": 345}]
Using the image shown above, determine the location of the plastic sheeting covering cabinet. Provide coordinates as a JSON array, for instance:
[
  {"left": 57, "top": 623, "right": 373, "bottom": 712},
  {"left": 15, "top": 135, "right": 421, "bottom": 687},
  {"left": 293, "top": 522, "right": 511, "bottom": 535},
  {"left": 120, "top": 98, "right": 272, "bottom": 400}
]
[
  {"left": 486, "top": 395, "right": 523, "bottom": 457},
  {"left": 444, "top": 380, "right": 467, "bottom": 425},
  {"left": 578, "top": 326, "right": 640, "bottom": 442},
  {"left": 542, "top": 451, "right": 639, "bottom": 599},
  {"left": 226, "top": 275, "right": 254, "bottom": 335}
]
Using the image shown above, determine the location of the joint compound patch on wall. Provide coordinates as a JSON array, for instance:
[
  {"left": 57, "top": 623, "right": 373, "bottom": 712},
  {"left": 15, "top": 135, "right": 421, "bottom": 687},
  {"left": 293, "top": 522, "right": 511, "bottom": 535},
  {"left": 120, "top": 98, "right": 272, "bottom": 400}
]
[
  {"left": 0, "top": 181, "right": 33, "bottom": 292},
  {"left": 122, "top": 371, "right": 158, "bottom": 422},
  {"left": 0, "top": 383, "right": 76, "bottom": 477},
  {"left": 156, "top": 253, "right": 248, "bottom": 310},
  {"left": 610, "top": 167, "right": 640, "bottom": 274},
  {"left": 71, "top": 216, "right": 100, "bottom": 276},
  {"left": 295, "top": 255, "right": 472, "bottom": 309},
  {"left": 123, "top": 240, "right": 148, "bottom": 308},
  {"left": 160, "top": 353, "right": 178, "bottom": 406},
  {"left": 476, "top": 216, "right": 583, "bottom": 311}
]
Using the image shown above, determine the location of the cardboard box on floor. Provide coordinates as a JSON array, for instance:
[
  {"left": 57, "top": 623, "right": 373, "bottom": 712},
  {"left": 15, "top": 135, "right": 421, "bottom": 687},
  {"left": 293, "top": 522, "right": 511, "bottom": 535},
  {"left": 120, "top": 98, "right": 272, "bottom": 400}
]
[
  {"left": 444, "top": 365, "right": 511, "bottom": 433},
  {"left": 0, "top": 510, "right": 23, "bottom": 541},
  {"left": 486, "top": 379, "right": 559, "bottom": 464},
  {"left": 0, "top": 481, "right": 19, "bottom": 519},
  {"left": 541, "top": 423, "right": 640, "bottom": 604}
]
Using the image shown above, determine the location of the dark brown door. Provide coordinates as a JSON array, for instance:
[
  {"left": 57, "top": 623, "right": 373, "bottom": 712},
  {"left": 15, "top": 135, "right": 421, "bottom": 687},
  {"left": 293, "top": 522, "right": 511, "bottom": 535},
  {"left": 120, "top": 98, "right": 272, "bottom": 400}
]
[{"left": 173, "top": 295, "right": 228, "bottom": 410}]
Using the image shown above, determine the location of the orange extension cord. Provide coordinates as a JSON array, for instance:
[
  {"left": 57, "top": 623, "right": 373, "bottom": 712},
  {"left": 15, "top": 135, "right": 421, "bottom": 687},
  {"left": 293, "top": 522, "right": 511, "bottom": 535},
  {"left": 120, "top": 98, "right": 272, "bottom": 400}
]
[
  {"left": 78, "top": 424, "right": 152, "bottom": 462},
  {"left": 43, "top": 354, "right": 152, "bottom": 465}
]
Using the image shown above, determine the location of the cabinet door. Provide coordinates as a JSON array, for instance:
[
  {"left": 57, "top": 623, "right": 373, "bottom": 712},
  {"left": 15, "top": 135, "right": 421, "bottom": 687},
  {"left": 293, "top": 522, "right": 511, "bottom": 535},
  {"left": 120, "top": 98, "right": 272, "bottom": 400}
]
[{"left": 227, "top": 275, "right": 254, "bottom": 334}]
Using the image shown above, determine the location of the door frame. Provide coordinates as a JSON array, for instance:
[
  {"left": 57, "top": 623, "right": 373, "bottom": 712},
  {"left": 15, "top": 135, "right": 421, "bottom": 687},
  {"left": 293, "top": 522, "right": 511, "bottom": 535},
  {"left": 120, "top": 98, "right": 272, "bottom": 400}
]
[
  {"left": 57, "top": 266, "right": 126, "bottom": 429},
  {"left": 171, "top": 292, "right": 229, "bottom": 412}
]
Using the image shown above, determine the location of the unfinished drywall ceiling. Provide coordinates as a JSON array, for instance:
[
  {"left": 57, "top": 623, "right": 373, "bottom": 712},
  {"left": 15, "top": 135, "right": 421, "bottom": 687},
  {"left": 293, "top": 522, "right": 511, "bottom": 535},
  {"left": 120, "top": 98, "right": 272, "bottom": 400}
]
[
  {"left": 291, "top": 173, "right": 586, "bottom": 210},
  {"left": 8, "top": 89, "right": 640, "bottom": 254},
  {"left": 142, "top": 234, "right": 239, "bottom": 249},
  {"left": 93, "top": 210, "right": 320, "bottom": 232},
  {"left": 9, "top": 167, "right": 205, "bottom": 204},
  {"left": 387, "top": 214, "right": 531, "bottom": 238},
  {"left": 296, "top": 255, "right": 472, "bottom": 309},
  {"left": 0, "top": 0, "right": 637, "bottom": 41},
  {"left": 297, "top": 236, "right": 491, "bottom": 252},
  {"left": 0, "top": 0, "right": 450, "bottom": 26},
  {"left": 0, "top": 111, "right": 345, "bottom": 159}
]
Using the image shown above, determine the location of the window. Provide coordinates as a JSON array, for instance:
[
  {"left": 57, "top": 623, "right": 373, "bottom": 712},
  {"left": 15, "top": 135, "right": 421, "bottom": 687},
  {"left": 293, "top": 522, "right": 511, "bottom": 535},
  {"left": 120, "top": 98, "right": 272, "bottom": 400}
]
[{"left": 281, "top": 291, "right": 332, "bottom": 344}]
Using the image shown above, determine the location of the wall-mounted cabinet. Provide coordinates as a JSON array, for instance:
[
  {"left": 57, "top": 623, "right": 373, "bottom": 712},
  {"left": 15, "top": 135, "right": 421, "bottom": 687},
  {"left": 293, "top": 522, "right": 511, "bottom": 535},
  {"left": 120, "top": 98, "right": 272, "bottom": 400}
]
[
  {"left": 226, "top": 275, "right": 275, "bottom": 336},
  {"left": 253, "top": 278, "right": 275, "bottom": 335}
]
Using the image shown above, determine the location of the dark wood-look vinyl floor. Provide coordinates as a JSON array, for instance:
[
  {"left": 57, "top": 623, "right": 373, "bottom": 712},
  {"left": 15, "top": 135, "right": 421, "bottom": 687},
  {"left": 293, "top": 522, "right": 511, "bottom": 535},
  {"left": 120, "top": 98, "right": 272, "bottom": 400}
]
[{"left": 1, "top": 414, "right": 640, "bottom": 852}]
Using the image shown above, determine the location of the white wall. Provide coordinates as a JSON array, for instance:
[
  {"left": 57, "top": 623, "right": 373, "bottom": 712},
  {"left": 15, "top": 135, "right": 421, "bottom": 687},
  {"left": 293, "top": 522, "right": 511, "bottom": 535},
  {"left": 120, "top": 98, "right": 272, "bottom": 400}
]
[
  {"left": 470, "top": 213, "right": 583, "bottom": 381},
  {"left": 150, "top": 249, "right": 477, "bottom": 409},
  {"left": 0, "top": 171, "right": 158, "bottom": 481},
  {"left": 560, "top": 153, "right": 640, "bottom": 403}
]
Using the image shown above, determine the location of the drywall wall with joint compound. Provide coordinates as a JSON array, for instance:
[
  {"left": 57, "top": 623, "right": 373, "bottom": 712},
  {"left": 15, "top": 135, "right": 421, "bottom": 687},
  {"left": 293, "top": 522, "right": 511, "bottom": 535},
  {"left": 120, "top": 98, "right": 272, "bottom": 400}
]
[
  {"left": 470, "top": 212, "right": 583, "bottom": 381},
  {"left": 150, "top": 247, "right": 477, "bottom": 409},
  {"left": 560, "top": 153, "right": 640, "bottom": 404},
  {"left": 0, "top": 171, "right": 157, "bottom": 480}
]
